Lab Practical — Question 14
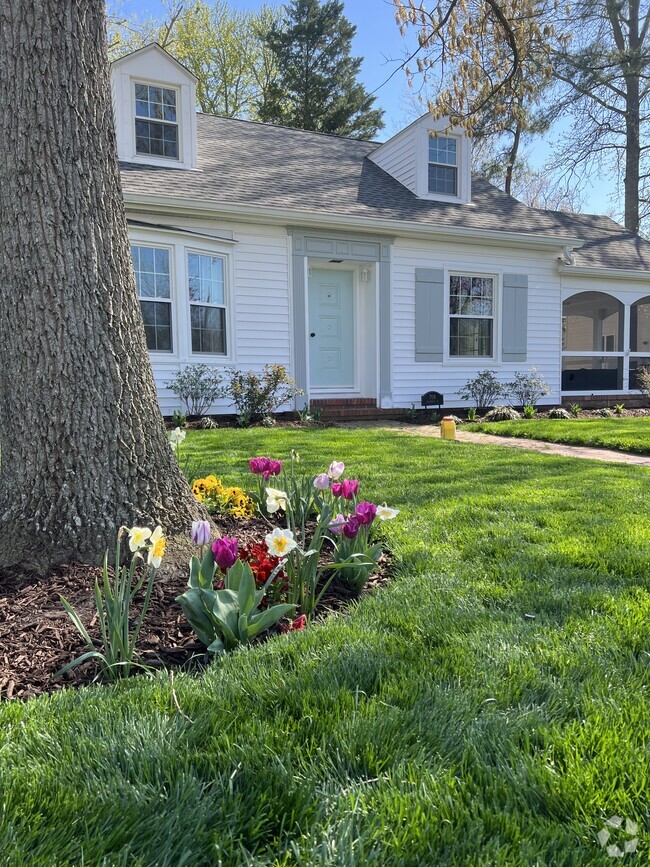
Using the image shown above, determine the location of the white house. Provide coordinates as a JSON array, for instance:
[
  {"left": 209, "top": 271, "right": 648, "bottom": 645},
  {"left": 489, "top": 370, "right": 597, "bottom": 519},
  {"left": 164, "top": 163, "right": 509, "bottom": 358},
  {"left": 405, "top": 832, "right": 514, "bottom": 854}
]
[{"left": 111, "top": 44, "right": 650, "bottom": 415}]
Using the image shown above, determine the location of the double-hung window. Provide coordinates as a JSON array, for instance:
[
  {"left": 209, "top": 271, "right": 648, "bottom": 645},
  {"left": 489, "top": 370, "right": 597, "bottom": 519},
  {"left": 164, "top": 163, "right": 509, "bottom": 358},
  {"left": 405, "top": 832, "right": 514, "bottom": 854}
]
[
  {"left": 188, "top": 252, "right": 227, "bottom": 354},
  {"left": 428, "top": 136, "right": 457, "bottom": 196},
  {"left": 134, "top": 84, "right": 179, "bottom": 159},
  {"left": 449, "top": 274, "right": 494, "bottom": 357},
  {"left": 131, "top": 245, "right": 173, "bottom": 351}
]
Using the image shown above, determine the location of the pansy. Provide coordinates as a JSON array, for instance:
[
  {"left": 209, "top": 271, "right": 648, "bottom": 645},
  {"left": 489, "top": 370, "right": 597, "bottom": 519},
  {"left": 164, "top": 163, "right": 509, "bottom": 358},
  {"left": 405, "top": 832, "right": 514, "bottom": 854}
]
[
  {"left": 266, "top": 487, "right": 289, "bottom": 514},
  {"left": 212, "top": 536, "right": 239, "bottom": 572},
  {"left": 313, "top": 472, "right": 330, "bottom": 490},
  {"left": 327, "top": 461, "right": 345, "bottom": 480},
  {"left": 376, "top": 503, "right": 400, "bottom": 521},
  {"left": 355, "top": 501, "right": 377, "bottom": 525},
  {"left": 265, "top": 528, "right": 298, "bottom": 558},
  {"left": 127, "top": 526, "right": 151, "bottom": 552},
  {"left": 148, "top": 526, "right": 166, "bottom": 568}
]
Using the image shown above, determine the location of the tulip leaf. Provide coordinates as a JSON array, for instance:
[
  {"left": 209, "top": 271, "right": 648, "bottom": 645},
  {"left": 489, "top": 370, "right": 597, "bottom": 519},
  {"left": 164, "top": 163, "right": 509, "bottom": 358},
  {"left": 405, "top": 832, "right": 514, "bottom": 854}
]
[{"left": 248, "top": 604, "right": 296, "bottom": 638}]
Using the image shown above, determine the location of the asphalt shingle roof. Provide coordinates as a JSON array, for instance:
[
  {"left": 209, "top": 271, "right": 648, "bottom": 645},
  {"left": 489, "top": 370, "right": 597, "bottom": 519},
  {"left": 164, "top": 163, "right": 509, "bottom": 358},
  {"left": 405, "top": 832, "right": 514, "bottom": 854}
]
[{"left": 119, "top": 113, "right": 650, "bottom": 273}]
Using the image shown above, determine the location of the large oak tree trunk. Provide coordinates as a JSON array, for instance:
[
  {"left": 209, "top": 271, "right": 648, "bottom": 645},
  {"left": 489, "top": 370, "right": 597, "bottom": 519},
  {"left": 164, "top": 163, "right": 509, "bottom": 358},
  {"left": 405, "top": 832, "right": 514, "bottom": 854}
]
[{"left": 0, "top": 1, "right": 205, "bottom": 574}]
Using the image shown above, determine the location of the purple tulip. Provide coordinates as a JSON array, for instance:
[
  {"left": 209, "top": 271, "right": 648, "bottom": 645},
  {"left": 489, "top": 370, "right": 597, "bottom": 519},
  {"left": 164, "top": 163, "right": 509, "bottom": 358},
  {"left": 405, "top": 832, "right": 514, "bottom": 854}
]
[
  {"left": 342, "top": 516, "right": 361, "bottom": 539},
  {"left": 355, "top": 502, "right": 377, "bottom": 526},
  {"left": 212, "top": 536, "right": 239, "bottom": 572},
  {"left": 313, "top": 472, "right": 330, "bottom": 490},
  {"left": 191, "top": 520, "right": 211, "bottom": 546},
  {"left": 328, "top": 513, "right": 346, "bottom": 535},
  {"left": 249, "top": 457, "right": 270, "bottom": 475},
  {"left": 341, "top": 479, "right": 359, "bottom": 500},
  {"left": 331, "top": 482, "right": 343, "bottom": 498},
  {"left": 265, "top": 459, "right": 283, "bottom": 479}
]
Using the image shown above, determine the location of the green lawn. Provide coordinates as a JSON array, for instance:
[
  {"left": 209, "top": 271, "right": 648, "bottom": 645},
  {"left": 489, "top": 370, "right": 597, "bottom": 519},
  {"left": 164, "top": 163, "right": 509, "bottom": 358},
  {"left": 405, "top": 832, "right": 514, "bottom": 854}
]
[
  {"left": 468, "top": 416, "right": 650, "bottom": 455},
  {"left": 1, "top": 428, "right": 648, "bottom": 865}
]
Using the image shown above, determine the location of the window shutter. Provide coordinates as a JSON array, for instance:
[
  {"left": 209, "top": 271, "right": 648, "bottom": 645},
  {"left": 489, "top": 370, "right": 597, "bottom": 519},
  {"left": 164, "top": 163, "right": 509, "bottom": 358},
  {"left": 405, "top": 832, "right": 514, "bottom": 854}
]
[
  {"left": 415, "top": 267, "right": 444, "bottom": 362},
  {"left": 502, "top": 273, "right": 528, "bottom": 362}
]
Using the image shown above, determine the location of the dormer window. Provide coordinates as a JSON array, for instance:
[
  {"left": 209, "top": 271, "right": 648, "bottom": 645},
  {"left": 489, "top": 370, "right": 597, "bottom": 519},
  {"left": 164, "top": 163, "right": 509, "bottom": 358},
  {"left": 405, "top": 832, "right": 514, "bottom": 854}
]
[
  {"left": 428, "top": 136, "right": 457, "bottom": 196},
  {"left": 134, "top": 83, "right": 179, "bottom": 160}
]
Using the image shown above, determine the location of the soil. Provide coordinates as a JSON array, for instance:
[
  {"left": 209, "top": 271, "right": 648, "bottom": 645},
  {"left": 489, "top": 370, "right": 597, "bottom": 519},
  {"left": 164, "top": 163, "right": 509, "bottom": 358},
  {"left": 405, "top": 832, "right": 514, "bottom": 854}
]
[{"left": 0, "top": 516, "right": 391, "bottom": 701}]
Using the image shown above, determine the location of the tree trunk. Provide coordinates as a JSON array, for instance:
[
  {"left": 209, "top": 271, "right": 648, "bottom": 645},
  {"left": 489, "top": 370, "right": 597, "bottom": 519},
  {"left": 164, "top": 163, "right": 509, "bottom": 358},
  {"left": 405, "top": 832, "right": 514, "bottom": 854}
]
[
  {"left": 0, "top": 0, "right": 205, "bottom": 574},
  {"left": 504, "top": 121, "right": 522, "bottom": 197},
  {"left": 624, "top": 0, "right": 641, "bottom": 232}
]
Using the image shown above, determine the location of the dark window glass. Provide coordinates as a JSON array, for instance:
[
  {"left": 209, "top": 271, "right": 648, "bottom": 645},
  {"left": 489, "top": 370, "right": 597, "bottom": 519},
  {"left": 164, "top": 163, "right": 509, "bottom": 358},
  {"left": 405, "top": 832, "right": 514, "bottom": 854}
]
[
  {"left": 428, "top": 137, "right": 457, "bottom": 166},
  {"left": 428, "top": 164, "right": 457, "bottom": 196},
  {"left": 450, "top": 318, "right": 493, "bottom": 357},
  {"left": 131, "top": 245, "right": 172, "bottom": 352},
  {"left": 134, "top": 85, "right": 178, "bottom": 159},
  {"left": 191, "top": 306, "right": 226, "bottom": 354},
  {"left": 135, "top": 119, "right": 178, "bottom": 159},
  {"left": 140, "top": 301, "right": 172, "bottom": 351},
  {"left": 561, "top": 356, "right": 623, "bottom": 391}
]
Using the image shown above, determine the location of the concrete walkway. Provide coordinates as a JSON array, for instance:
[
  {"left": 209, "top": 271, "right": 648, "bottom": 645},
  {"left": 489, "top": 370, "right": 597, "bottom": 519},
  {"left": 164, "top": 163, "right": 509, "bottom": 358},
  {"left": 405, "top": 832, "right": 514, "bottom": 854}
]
[{"left": 337, "top": 420, "right": 650, "bottom": 467}]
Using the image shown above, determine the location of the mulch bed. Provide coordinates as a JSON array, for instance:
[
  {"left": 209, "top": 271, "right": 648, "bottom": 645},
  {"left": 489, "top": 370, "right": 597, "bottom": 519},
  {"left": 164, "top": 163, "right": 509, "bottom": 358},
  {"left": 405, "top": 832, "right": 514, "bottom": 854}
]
[{"left": 0, "top": 516, "right": 391, "bottom": 701}]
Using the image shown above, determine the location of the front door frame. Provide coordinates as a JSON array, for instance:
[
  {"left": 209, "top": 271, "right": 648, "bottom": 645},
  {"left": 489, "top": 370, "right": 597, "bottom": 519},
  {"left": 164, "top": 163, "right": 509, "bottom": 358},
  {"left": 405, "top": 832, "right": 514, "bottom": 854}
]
[
  {"left": 289, "top": 228, "right": 393, "bottom": 409},
  {"left": 308, "top": 263, "right": 359, "bottom": 394}
]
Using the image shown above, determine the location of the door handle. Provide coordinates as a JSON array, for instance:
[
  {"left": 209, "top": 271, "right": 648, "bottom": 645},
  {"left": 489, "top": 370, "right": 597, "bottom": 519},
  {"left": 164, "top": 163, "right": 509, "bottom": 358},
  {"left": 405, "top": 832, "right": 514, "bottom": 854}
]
[{"left": 310, "top": 332, "right": 316, "bottom": 337}]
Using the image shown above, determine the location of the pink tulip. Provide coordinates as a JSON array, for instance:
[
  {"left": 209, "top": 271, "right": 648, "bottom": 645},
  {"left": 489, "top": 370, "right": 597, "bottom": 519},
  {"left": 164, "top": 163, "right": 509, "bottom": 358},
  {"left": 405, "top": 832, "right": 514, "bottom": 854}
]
[
  {"left": 266, "top": 459, "right": 283, "bottom": 478},
  {"left": 331, "top": 482, "right": 343, "bottom": 498},
  {"left": 341, "top": 479, "right": 359, "bottom": 500},
  {"left": 313, "top": 473, "right": 330, "bottom": 490},
  {"left": 190, "top": 520, "right": 211, "bottom": 546},
  {"left": 355, "top": 502, "right": 377, "bottom": 525},
  {"left": 249, "top": 457, "right": 270, "bottom": 475},
  {"left": 212, "top": 536, "right": 238, "bottom": 572}
]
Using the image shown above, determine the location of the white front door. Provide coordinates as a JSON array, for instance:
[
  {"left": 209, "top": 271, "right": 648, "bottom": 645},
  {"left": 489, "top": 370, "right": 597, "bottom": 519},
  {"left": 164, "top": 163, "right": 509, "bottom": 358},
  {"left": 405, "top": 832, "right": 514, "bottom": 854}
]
[{"left": 308, "top": 268, "right": 355, "bottom": 388}]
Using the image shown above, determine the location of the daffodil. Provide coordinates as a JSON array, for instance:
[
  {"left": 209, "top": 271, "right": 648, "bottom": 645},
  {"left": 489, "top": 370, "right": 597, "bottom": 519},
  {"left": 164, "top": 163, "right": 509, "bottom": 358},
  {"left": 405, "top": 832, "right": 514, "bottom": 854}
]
[
  {"left": 169, "top": 427, "right": 186, "bottom": 448},
  {"left": 266, "top": 486, "right": 289, "bottom": 514},
  {"left": 148, "top": 525, "right": 166, "bottom": 568},
  {"left": 376, "top": 503, "right": 399, "bottom": 521},
  {"left": 128, "top": 526, "right": 151, "bottom": 552},
  {"left": 265, "top": 528, "right": 297, "bottom": 558}
]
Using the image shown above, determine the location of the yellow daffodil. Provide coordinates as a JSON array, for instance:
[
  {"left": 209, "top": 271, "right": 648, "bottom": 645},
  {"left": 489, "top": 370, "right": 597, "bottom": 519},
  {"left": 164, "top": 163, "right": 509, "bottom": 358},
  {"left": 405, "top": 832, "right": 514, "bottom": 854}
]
[
  {"left": 128, "top": 526, "right": 152, "bottom": 552},
  {"left": 148, "top": 525, "right": 166, "bottom": 568}
]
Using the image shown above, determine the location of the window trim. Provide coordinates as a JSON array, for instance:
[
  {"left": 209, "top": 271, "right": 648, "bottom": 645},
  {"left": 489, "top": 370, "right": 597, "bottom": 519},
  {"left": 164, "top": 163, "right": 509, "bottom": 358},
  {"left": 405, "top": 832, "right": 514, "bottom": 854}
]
[
  {"left": 131, "top": 242, "right": 176, "bottom": 355},
  {"left": 445, "top": 270, "right": 498, "bottom": 362},
  {"left": 187, "top": 248, "right": 229, "bottom": 357},
  {"left": 132, "top": 79, "right": 182, "bottom": 164},
  {"left": 427, "top": 136, "right": 458, "bottom": 197}
]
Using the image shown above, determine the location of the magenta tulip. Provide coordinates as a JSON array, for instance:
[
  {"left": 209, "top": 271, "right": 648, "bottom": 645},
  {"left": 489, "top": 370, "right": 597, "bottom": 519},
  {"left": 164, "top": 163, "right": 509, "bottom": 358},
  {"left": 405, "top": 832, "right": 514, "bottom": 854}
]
[
  {"left": 342, "top": 516, "right": 361, "bottom": 539},
  {"left": 212, "top": 536, "right": 239, "bottom": 572},
  {"left": 266, "top": 459, "right": 283, "bottom": 478},
  {"left": 341, "top": 479, "right": 359, "bottom": 500},
  {"left": 249, "top": 457, "right": 270, "bottom": 475},
  {"left": 355, "top": 502, "right": 377, "bottom": 525},
  {"left": 331, "top": 482, "right": 343, "bottom": 498}
]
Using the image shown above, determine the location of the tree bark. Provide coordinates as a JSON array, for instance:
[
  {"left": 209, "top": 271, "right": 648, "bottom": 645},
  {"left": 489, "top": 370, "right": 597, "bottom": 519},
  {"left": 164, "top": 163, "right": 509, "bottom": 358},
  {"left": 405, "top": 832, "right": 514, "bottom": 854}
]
[
  {"left": 0, "top": 0, "right": 205, "bottom": 574},
  {"left": 624, "top": 0, "right": 641, "bottom": 233}
]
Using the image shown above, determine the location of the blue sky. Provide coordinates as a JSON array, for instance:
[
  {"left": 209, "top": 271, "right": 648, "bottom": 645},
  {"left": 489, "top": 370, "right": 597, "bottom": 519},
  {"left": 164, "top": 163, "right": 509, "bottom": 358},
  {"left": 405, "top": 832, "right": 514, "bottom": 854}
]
[{"left": 122, "top": 0, "right": 614, "bottom": 217}]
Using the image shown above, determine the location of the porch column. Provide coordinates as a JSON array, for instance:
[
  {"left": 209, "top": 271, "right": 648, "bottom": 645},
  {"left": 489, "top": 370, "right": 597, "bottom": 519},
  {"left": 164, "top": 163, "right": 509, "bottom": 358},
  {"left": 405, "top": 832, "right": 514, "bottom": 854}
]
[
  {"left": 378, "top": 240, "right": 392, "bottom": 405},
  {"left": 291, "top": 235, "right": 309, "bottom": 410}
]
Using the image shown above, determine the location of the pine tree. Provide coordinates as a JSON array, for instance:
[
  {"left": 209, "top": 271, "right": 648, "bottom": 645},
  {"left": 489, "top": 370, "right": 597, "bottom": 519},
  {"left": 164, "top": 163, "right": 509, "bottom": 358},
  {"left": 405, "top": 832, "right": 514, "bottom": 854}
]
[{"left": 259, "top": 0, "right": 383, "bottom": 139}]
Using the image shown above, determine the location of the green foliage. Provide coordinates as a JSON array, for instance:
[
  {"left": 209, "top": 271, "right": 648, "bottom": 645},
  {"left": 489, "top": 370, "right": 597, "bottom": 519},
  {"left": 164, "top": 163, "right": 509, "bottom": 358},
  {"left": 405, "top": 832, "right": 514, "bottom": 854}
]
[
  {"left": 548, "top": 406, "right": 572, "bottom": 419},
  {"left": 225, "top": 363, "right": 302, "bottom": 422},
  {"left": 466, "top": 406, "right": 477, "bottom": 421},
  {"left": 614, "top": 403, "right": 625, "bottom": 416},
  {"left": 406, "top": 402, "right": 418, "bottom": 420},
  {"left": 165, "top": 364, "right": 225, "bottom": 417},
  {"left": 522, "top": 403, "right": 535, "bottom": 419},
  {"left": 504, "top": 366, "right": 551, "bottom": 408},
  {"left": 177, "top": 556, "right": 295, "bottom": 654},
  {"left": 637, "top": 366, "right": 650, "bottom": 401},
  {"left": 258, "top": 0, "right": 384, "bottom": 138},
  {"left": 57, "top": 533, "right": 157, "bottom": 681},
  {"left": 485, "top": 405, "right": 521, "bottom": 421},
  {"left": 171, "top": 409, "right": 187, "bottom": 428},
  {"left": 458, "top": 369, "right": 502, "bottom": 410},
  {"left": 569, "top": 402, "right": 582, "bottom": 417}
]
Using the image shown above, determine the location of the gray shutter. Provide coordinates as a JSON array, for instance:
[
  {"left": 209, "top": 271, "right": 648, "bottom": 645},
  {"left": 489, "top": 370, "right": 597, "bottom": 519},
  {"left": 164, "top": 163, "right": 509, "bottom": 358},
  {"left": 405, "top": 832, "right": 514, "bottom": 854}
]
[
  {"left": 502, "top": 273, "right": 528, "bottom": 362},
  {"left": 415, "top": 267, "right": 444, "bottom": 362}
]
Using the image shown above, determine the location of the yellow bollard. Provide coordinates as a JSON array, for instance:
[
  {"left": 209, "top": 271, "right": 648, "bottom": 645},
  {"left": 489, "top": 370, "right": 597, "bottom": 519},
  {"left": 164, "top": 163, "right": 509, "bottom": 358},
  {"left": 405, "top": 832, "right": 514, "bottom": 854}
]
[{"left": 441, "top": 416, "right": 456, "bottom": 440}]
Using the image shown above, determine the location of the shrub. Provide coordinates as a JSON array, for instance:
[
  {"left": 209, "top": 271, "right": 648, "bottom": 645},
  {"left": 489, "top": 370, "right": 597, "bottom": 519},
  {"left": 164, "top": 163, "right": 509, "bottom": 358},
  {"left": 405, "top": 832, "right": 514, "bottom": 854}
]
[
  {"left": 172, "top": 409, "right": 187, "bottom": 428},
  {"left": 198, "top": 416, "right": 218, "bottom": 429},
  {"left": 569, "top": 403, "right": 582, "bottom": 417},
  {"left": 458, "top": 370, "right": 502, "bottom": 410},
  {"left": 466, "top": 406, "right": 477, "bottom": 422},
  {"left": 523, "top": 404, "right": 535, "bottom": 419},
  {"left": 598, "top": 407, "right": 613, "bottom": 417},
  {"left": 485, "top": 405, "right": 521, "bottom": 421},
  {"left": 504, "top": 366, "right": 551, "bottom": 408},
  {"left": 225, "top": 364, "right": 303, "bottom": 423},
  {"left": 637, "top": 366, "right": 650, "bottom": 402},
  {"left": 166, "top": 364, "right": 225, "bottom": 417},
  {"left": 548, "top": 407, "right": 572, "bottom": 419}
]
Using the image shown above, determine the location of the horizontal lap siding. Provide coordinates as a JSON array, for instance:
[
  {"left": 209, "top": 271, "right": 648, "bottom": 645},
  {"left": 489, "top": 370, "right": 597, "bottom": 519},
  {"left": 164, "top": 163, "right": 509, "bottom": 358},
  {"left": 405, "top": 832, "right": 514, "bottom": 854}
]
[
  {"left": 391, "top": 237, "right": 561, "bottom": 408},
  {"left": 370, "top": 128, "right": 417, "bottom": 193},
  {"left": 146, "top": 221, "right": 291, "bottom": 416}
]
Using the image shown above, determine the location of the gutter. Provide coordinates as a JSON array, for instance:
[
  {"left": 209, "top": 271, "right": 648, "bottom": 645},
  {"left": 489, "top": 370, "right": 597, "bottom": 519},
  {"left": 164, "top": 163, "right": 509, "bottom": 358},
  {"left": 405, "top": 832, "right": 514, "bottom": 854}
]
[
  {"left": 559, "top": 263, "right": 650, "bottom": 282},
  {"left": 122, "top": 192, "right": 585, "bottom": 253}
]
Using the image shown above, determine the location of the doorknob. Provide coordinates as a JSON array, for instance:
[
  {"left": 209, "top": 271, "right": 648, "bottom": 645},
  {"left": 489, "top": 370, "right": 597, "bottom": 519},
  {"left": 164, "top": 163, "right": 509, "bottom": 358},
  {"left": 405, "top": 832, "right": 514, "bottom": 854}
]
[{"left": 310, "top": 332, "right": 316, "bottom": 337}]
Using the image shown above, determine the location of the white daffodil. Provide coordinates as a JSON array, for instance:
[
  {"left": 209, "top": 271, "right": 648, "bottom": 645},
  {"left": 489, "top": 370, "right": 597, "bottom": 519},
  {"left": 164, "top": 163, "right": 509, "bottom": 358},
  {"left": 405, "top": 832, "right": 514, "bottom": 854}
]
[
  {"left": 169, "top": 427, "right": 186, "bottom": 448},
  {"left": 376, "top": 503, "right": 399, "bottom": 521},
  {"left": 147, "top": 525, "right": 166, "bottom": 568},
  {"left": 265, "top": 487, "right": 289, "bottom": 514},
  {"left": 265, "top": 528, "right": 298, "bottom": 558},
  {"left": 128, "top": 526, "right": 152, "bottom": 552}
]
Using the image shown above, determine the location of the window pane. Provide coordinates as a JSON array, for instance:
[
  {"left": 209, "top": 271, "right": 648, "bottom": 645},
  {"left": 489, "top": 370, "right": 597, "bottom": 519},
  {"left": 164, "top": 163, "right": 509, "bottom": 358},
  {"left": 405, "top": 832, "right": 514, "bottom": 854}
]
[
  {"left": 134, "top": 119, "right": 178, "bottom": 160},
  {"left": 629, "top": 357, "right": 650, "bottom": 389},
  {"left": 450, "top": 318, "right": 493, "bottom": 357},
  {"left": 630, "top": 296, "right": 650, "bottom": 352},
  {"left": 131, "top": 246, "right": 171, "bottom": 300},
  {"left": 191, "top": 306, "right": 226, "bottom": 354},
  {"left": 562, "top": 292, "right": 623, "bottom": 351},
  {"left": 449, "top": 275, "right": 493, "bottom": 316},
  {"left": 561, "top": 356, "right": 623, "bottom": 391},
  {"left": 428, "top": 165, "right": 457, "bottom": 195},
  {"left": 140, "top": 301, "right": 172, "bottom": 352},
  {"left": 187, "top": 253, "right": 224, "bottom": 304},
  {"left": 428, "top": 137, "right": 457, "bottom": 166}
]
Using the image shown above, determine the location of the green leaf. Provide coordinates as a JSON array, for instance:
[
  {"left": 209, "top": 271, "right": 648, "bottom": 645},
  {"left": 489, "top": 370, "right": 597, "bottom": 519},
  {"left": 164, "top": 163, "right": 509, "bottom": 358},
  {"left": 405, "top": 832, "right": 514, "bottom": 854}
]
[
  {"left": 237, "top": 565, "right": 256, "bottom": 616},
  {"left": 200, "top": 546, "right": 216, "bottom": 587},
  {"left": 224, "top": 558, "right": 246, "bottom": 592},
  {"left": 176, "top": 588, "right": 216, "bottom": 647},
  {"left": 206, "top": 636, "right": 226, "bottom": 655},
  {"left": 247, "top": 603, "right": 296, "bottom": 638},
  {"left": 188, "top": 555, "right": 202, "bottom": 589},
  {"left": 238, "top": 613, "right": 250, "bottom": 644}
]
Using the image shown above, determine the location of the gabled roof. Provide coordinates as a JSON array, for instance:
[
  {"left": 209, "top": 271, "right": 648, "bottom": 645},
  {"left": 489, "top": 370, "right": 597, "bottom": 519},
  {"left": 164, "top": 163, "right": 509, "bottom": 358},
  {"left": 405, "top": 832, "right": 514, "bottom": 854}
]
[
  {"left": 119, "top": 113, "right": 650, "bottom": 273},
  {"left": 111, "top": 43, "right": 198, "bottom": 83}
]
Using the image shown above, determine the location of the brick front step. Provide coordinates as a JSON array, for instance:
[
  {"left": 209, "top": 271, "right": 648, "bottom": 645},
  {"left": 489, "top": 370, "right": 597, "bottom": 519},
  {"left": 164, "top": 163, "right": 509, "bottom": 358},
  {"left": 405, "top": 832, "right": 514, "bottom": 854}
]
[{"left": 310, "top": 397, "right": 376, "bottom": 407}]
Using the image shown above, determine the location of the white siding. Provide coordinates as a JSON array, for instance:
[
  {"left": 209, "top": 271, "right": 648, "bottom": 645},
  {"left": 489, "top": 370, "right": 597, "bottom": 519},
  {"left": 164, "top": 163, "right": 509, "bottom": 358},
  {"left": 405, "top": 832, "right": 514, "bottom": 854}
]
[
  {"left": 127, "top": 217, "right": 291, "bottom": 416},
  {"left": 369, "top": 126, "right": 418, "bottom": 194},
  {"left": 390, "top": 237, "right": 562, "bottom": 408}
]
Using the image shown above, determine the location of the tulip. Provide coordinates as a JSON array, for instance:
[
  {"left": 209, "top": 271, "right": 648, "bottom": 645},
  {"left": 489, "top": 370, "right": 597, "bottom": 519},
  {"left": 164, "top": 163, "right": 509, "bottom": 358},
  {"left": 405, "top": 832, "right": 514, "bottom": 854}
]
[
  {"left": 328, "top": 461, "right": 345, "bottom": 480},
  {"left": 341, "top": 479, "right": 359, "bottom": 500},
  {"left": 267, "top": 459, "right": 283, "bottom": 477},
  {"left": 331, "top": 482, "right": 343, "bottom": 498},
  {"left": 342, "top": 516, "right": 361, "bottom": 539},
  {"left": 328, "top": 513, "right": 346, "bottom": 535},
  {"left": 212, "top": 536, "right": 238, "bottom": 572},
  {"left": 249, "top": 456, "right": 270, "bottom": 475},
  {"left": 265, "top": 528, "right": 298, "bottom": 557},
  {"left": 313, "top": 472, "right": 330, "bottom": 490},
  {"left": 376, "top": 503, "right": 400, "bottom": 521},
  {"left": 148, "top": 526, "right": 166, "bottom": 568},
  {"left": 355, "top": 501, "right": 377, "bottom": 525},
  {"left": 190, "top": 520, "right": 211, "bottom": 546}
]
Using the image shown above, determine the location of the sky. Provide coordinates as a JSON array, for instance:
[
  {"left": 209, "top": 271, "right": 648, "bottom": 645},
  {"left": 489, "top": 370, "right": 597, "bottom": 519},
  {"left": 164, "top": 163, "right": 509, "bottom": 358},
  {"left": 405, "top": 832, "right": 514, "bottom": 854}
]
[{"left": 121, "top": 0, "right": 615, "bottom": 217}]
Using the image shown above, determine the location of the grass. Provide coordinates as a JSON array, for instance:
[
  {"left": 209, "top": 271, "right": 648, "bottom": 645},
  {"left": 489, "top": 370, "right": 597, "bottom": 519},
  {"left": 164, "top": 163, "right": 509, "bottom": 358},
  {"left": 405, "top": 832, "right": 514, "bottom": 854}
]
[
  {"left": 468, "top": 416, "right": 650, "bottom": 455},
  {"left": 1, "top": 427, "right": 649, "bottom": 865}
]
